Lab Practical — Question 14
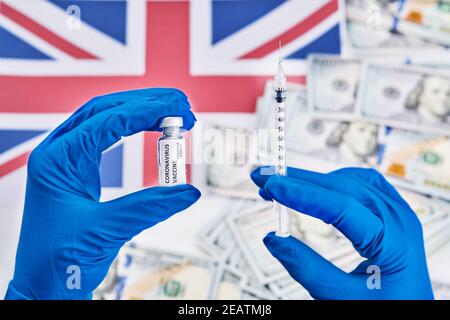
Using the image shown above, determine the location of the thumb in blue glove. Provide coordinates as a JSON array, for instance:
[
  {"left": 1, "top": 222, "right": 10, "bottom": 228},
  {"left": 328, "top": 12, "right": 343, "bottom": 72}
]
[
  {"left": 5, "top": 88, "right": 200, "bottom": 300},
  {"left": 251, "top": 166, "right": 434, "bottom": 300}
]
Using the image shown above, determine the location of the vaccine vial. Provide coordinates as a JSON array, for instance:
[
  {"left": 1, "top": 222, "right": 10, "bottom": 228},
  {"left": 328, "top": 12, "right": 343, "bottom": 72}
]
[{"left": 158, "top": 117, "right": 186, "bottom": 186}]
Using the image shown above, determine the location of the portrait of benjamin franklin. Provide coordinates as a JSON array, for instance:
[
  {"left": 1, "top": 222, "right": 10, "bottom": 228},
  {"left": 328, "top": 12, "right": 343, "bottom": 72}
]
[
  {"left": 403, "top": 75, "right": 450, "bottom": 125},
  {"left": 308, "top": 120, "right": 379, "bottom": 164},
  {"left": 305, "top": 120, "right": 379, "bottom": 164},
  {"left": 206, "top": 127, "right": 256, "bottom": 191}
]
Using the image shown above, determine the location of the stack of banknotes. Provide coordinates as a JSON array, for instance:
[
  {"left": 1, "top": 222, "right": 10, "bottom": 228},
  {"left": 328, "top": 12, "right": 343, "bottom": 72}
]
[
  {"left": 93, "top": 1, "right": 450, "bottom": 300},
  {"left": 301, "top": 55, "right": 450, "bottom": 200},
  {"left": 345, "top": 0, "right": 450, "bottom": 56},
  {"left": 93, "top": 189, "right": 450, "bottom": 300}
]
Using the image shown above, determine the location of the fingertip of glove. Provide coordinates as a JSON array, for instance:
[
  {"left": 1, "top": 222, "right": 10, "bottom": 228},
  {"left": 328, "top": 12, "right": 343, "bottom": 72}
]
[
  {"left": 263, "top": 232, "right": 297, "bottom": 262},
  {"left": 250, "top": 166, "right": 261, "bottom": 182},
  {"left": 170, "top": 87, "right": 188, "bottom": 98},
  {"left": 155, "top": 185, "right": 201, "bottom": 208},
  {"left": 171, "top": 88, "right": 190, "bottom": 110},
  {"left": 250, "top": 166, "right": 275, "bottom": 185},
  {"left": 263, "top": 231, "right": 277, "bottom": 246},
  {"left": 183, "top": 185, "right": 202, "bottom": 202},
  {"left": 173, "top": 184, "right": 200, "bottom": 194},
  {"left": 189, "top": 185, "right": 202, "bottom": 199},
  {"left": 258, "top": 188, "right": 272, "bottom": 201},
  {"left": 174, "top": 185, "right": 201, "bottom": 210},
  {"left": 250, "top": 167, "right": 262, "bottom": 186},
  {"left": 182, "top": 110, "right": 196, "bottom": 131},
  {"left": 264, "top": 231, "right": 286, "bottom": 249}
]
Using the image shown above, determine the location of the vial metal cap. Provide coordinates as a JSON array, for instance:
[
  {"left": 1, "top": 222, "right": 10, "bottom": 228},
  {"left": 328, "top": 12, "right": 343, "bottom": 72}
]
[{"left": 159, "top": 116, "right": 183, "bottom": 128}]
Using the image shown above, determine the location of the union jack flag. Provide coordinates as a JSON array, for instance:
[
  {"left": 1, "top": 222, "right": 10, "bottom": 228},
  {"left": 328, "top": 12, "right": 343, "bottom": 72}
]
[
  {"left": 191, "top": 0, "right": 344, "bottom": 75},
  {"left": 0, "top": 0, "right": 345, "bottom": 187}
]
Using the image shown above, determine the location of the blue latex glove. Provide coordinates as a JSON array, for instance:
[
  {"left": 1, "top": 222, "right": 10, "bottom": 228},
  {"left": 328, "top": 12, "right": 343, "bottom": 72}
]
[
  {"left": 5, "top": 88, "right": 201, "bottom": 300},
  {"left": 251, "top": 166, "right": 434, "bottom": 300}
]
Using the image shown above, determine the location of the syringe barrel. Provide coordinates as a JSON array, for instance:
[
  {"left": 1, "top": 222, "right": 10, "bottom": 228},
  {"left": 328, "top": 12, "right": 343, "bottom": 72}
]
[
  {"left": 274, "top": 97, "right": 288, "bottom": 236},
  {"left": 274, "top": 100, "right": 286, "bottom": 177},
  {"left": 273, "top": 56, "right": 289, "bottom": 237}
]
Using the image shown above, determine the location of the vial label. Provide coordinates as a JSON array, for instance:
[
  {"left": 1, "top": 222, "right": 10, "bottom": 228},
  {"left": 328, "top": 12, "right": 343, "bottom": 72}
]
[{"left": 158, "top": 139, "right": 186, "bottom": 186}]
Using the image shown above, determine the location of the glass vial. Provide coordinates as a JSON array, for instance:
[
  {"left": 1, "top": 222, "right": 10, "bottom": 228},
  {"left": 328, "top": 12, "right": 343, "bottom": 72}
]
[{"left": 158, "top": 117, "right": 186, "bottom": 186}]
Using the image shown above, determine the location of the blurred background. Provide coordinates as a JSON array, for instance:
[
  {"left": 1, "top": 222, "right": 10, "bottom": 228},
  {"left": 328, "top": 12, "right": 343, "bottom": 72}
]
[{"left": 0, "top": 0, "right": 449, "bottom": 299}]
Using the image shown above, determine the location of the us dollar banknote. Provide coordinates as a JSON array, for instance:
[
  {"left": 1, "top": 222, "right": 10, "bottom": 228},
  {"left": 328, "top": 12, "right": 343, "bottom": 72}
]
[
  {"left": 380, "top": 128, "right": 450, "bottom": 200},
  {"left": 287, "top": 101, "right": 383, "bottom": 166},
  {"left": 197, "top": 200, "right": 255, "bottom": 257},
  {"left": 212, "top": 265, "right": 269, "bottom": 300},
  {"left": 396, "top": 188, "right": 450, "bottom": 255},
  {"left": 257, "top": 79, "right": 383, "bottom": 166},
  {"left": 223, "top": 242, "right": 275, "bottom": 299},
  {"left": 204, "top": 124, "right": 259, "bottom": 199},
  {"left": 398, "top": 188, "right": 448, "bottom": 225},
  {"left": 198, "top": 200, "right": 277, "bottom": 299},
  {"left": 395, "top": 0, "right": 450, "bottom": 47},
  {"left": 345, "top": 0, "right": 448, "bottom": 55},
  {"left": 212, "top": 265, "right": 246, "bottom": 299},
  {"left": 307, "top": 54, "right": 361, "bottom": 118},
  {"left": 197, "top": 210, "right": 235, "bottom": 258},
  {"left": 356, "top": 63, "right": 450, "bottom": 135},
  {"left": 115, "top": 246, "right": 218, "bottom": 300},
  {"left": 226, "top": 202, "right": 304, "bottom": 283},
  {"left": 225, "top": 201, "right": 357, "bottom": 284}
]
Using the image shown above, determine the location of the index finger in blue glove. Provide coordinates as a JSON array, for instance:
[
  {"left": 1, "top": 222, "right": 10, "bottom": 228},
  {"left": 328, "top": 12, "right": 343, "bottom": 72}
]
[
  {"left": 252, "top": 166, "right": 392, "bottom": 221},
  {"left": 63, "top": 89, "right": 195, "bottom": 156},
  {"left": 47, "top": 88, "right": 188, "bottom": 141},
  {"left": 46, "top": 95, "right": 124, "bottom": 142},
  {"left": 252, "top": 166, "right": 378, "bottom": 204},
  {"left": 264, "top": 175, "right": 384, "bottom": 258}
]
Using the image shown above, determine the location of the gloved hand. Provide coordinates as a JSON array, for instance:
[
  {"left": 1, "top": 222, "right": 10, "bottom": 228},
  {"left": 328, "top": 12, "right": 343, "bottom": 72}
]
[
  {"left": 5, "top": 88, "right": 201, "bottom": 300},
  {"left": 251, "top": 166, "right": 434, "bottom": 300}
]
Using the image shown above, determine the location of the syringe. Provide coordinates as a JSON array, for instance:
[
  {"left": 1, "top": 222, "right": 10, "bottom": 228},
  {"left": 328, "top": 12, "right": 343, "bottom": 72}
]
[{"left": 273, "top": 43, "right": 290, "bottom": 237}]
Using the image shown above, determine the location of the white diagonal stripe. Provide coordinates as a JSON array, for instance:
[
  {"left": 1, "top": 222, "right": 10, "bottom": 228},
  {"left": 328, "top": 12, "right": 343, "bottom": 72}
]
[
  {"left": 207, "top": 0, "right": 331, "bottom": 59},
  {"left": 3, "top": 0, "right": 127, "bottom": 60},
  {"left": 0, "top": 14, "right": 72, "bottom": 60}
]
